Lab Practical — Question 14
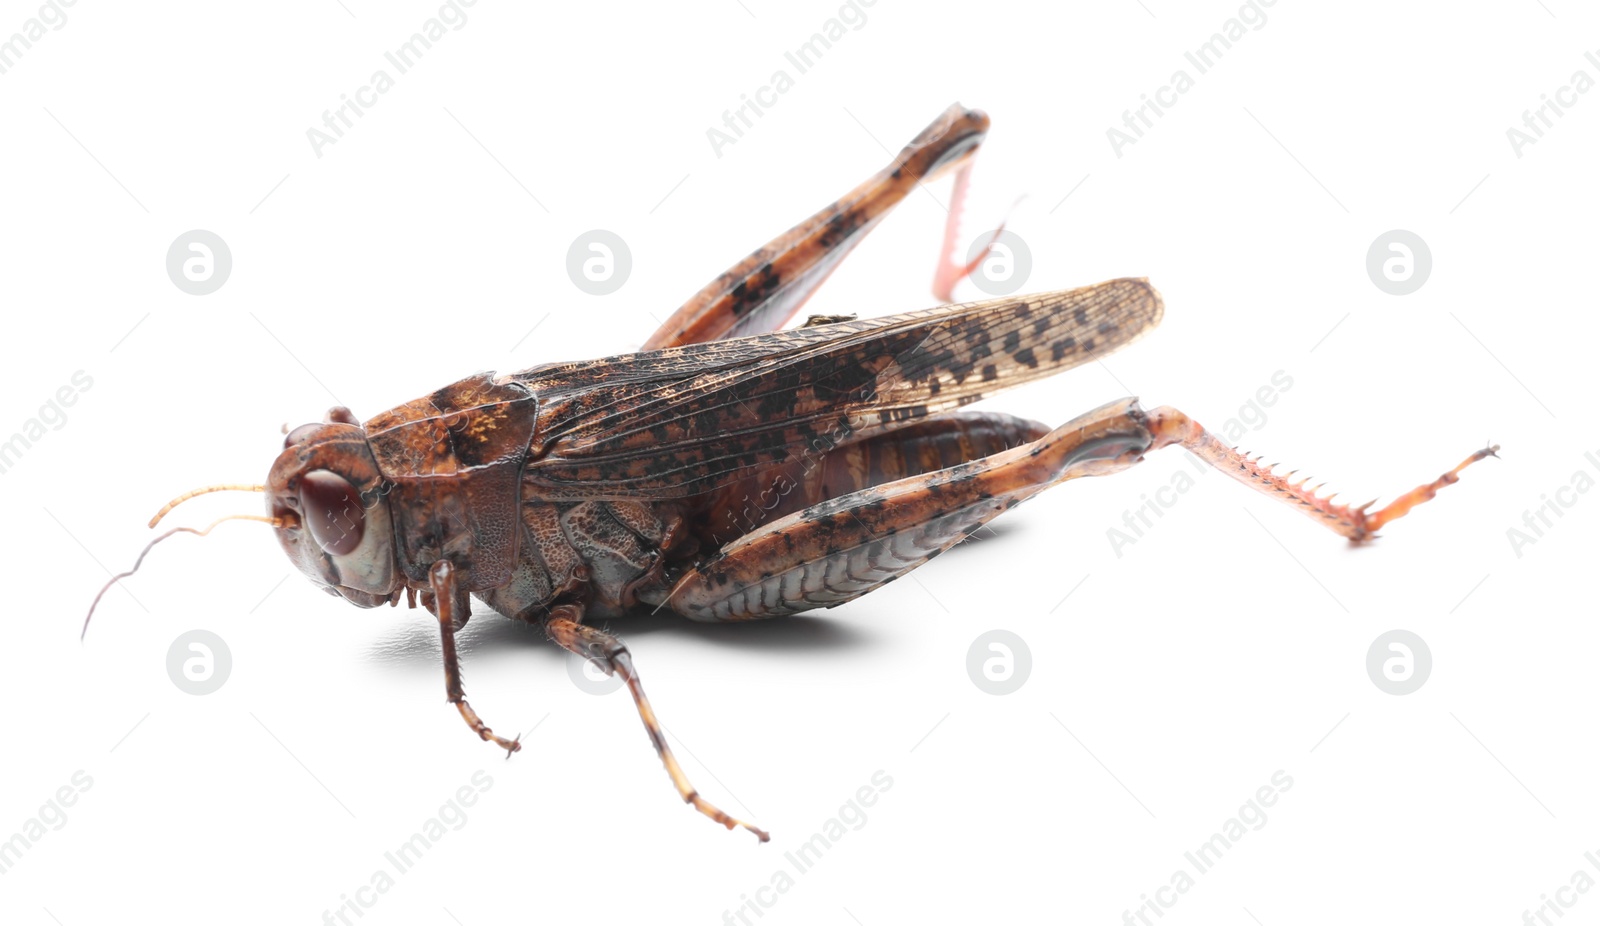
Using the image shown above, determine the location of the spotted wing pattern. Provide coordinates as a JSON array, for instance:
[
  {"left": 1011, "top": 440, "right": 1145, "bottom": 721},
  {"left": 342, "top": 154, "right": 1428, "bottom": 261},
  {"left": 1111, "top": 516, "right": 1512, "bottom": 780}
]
[{"left": 514, "top": 278, "right": 1163, "bottom": 499}]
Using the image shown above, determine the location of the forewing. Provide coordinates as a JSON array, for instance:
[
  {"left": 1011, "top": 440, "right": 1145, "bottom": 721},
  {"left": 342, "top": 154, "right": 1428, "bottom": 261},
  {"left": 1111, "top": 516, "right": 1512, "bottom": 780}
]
[{"left": 521, "top": 278, "right": 1162, "bottom": 499}]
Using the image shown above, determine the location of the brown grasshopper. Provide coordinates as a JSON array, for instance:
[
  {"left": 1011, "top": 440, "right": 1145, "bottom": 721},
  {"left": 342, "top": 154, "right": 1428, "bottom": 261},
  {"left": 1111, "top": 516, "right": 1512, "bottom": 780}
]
[{"left": 86, "top": 104, "right": 1496, "bottom": 843}]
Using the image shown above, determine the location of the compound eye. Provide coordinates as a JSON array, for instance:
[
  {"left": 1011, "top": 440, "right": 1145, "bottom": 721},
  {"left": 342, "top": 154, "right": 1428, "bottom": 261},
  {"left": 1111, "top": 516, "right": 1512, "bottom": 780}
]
[
  {"left": 298, "top": 470, "right": 365, "bottom": 556},
  {"left": 284, "top": 423, "right": 322, "bottom": 449}
]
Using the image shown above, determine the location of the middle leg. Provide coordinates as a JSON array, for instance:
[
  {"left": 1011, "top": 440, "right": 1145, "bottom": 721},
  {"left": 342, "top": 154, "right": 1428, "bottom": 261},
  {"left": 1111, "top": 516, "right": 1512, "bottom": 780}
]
[{"left": 544, "top": 608, "right": 771, "bottom": 842}]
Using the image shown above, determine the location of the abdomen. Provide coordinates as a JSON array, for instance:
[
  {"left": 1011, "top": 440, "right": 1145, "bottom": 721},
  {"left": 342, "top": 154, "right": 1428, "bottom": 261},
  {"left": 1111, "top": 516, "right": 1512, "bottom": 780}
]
[
  {"left": 689, "top": 410, "right": 1047, "bottom": 547},
  {"left": 481, "top": 412, "right": 1045, "bottom": 622}
]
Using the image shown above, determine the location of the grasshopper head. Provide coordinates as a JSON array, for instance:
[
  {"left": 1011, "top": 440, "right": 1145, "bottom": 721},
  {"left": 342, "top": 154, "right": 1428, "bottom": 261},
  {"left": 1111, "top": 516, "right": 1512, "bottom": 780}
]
[{"left": 268, "top": 409, "right": 399, "bottom": 608}]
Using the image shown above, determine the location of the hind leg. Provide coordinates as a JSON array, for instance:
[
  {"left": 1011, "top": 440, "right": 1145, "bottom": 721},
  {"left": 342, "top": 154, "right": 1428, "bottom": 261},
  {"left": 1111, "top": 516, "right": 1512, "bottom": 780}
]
[
  {"left": 659, "top": 399, "right": 1496, "bottom": 621},
  {"left": 643, "top": 104, "right": 997, "bottom": 349}
]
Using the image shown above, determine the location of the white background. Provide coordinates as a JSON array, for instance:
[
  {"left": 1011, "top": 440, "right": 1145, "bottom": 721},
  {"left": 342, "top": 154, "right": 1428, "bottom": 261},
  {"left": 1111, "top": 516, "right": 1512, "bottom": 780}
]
[{"left": 2, "top": 1, "right": 1596, "bottom": 924}]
